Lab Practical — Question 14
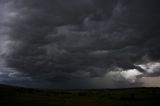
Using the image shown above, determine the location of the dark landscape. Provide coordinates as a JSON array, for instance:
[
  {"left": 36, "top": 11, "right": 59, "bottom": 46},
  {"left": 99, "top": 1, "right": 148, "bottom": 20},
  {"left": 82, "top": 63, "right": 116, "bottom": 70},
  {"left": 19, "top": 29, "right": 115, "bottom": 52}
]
[
  {"left": 0, "top": 0, "right": 160, "bottom": 106},
  {"left": 0, "top": 84, "right": 160, "bottom": 106}
]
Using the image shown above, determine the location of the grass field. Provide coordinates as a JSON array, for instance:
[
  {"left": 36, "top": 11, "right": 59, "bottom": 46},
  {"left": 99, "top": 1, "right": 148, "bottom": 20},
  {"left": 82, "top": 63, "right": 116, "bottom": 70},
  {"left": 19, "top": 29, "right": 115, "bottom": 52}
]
[{"left": 0, "top": 84, "right": 160, "bottom": 106}]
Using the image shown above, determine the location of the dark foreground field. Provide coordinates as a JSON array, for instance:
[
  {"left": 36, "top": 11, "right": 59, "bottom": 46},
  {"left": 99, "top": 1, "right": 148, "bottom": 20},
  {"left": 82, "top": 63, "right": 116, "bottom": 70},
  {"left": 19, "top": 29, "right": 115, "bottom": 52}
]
[{"left": 0, "top": 85, "right": 160, "bottom": 106}]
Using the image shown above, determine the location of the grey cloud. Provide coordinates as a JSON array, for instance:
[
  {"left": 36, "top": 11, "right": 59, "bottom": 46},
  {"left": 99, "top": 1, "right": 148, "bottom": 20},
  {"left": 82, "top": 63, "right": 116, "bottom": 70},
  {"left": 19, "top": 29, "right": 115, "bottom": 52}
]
[{"left": 0, "top": 0, "right": 160, "bottom": 88}]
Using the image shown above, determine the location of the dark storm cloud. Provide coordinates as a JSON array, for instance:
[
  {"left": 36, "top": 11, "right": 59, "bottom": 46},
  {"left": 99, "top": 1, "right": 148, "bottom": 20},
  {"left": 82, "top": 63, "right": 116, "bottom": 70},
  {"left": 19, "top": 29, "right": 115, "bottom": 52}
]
[{"left": 1, "top": 0, "right": 160, "bottom": 88}]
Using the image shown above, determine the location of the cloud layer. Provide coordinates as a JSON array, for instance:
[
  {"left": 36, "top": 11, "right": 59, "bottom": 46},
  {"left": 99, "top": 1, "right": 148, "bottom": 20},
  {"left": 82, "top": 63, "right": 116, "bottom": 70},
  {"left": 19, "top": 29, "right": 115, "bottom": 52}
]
[{"left": 0, "top": 0, "right": 160, "bottom": 88}]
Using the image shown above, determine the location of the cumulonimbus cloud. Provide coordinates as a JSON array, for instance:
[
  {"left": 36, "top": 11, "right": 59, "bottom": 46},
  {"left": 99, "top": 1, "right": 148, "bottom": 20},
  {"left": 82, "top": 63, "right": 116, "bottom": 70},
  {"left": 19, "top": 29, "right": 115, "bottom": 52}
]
[{"left": 0, "top": 0, "right": 160, "bottom": 88}]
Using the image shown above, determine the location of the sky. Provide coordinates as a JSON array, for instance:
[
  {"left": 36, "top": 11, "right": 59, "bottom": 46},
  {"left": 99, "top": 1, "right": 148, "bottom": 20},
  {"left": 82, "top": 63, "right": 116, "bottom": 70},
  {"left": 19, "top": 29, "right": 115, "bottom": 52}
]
[{"left": 0, "top": 0, "right": 160, "bottom": 89}]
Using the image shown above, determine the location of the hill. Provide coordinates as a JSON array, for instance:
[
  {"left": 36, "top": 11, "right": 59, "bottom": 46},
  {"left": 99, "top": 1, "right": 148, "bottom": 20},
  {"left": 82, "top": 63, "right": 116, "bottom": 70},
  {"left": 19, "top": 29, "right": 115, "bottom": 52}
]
[{"left": 0, "top": 84, "right": 160, "bottom": 106}]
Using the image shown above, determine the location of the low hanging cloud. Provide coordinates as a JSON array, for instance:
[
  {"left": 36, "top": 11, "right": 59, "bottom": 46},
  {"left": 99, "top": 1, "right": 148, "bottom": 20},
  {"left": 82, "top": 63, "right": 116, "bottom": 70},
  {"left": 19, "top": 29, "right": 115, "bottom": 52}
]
[{"left": 0, "top": 0, "right": 160, "bottom": 88}]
